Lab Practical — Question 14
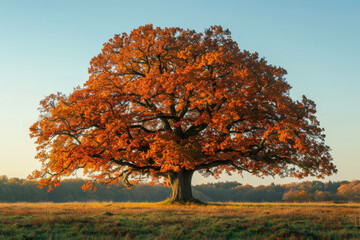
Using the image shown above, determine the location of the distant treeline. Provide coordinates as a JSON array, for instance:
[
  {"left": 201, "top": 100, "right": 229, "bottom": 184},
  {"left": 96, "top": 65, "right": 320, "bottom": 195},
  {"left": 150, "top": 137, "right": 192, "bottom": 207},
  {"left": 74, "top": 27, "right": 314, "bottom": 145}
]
[{"left": 0, "top": 176, "right": 359, "bottom": 202}]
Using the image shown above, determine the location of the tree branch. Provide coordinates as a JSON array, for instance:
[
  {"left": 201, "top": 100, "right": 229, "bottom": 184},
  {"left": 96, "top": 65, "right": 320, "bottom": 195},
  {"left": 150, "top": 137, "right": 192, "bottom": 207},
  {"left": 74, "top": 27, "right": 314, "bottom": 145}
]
[
  {"left": 184, "top": 123, "right": 208, "bottom": 138},
  {"left": 195, "top": 159, "right": 233, "bottom": 170},
  {"left": 111, "top": 159, "right": 160, "bottom": 172}
]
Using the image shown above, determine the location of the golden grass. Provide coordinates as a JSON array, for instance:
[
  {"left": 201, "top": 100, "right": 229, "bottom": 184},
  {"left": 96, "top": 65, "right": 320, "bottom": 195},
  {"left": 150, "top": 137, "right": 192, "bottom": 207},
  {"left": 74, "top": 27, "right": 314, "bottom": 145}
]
[
  {"left": 1, "top": 201, "right": 359, "bottom": 216},
  {"left": 0, "top": 202, "right": 359, "bottom": 239},
  {"left": 1, "top": 201, "right": 359, "bottom": 228}
]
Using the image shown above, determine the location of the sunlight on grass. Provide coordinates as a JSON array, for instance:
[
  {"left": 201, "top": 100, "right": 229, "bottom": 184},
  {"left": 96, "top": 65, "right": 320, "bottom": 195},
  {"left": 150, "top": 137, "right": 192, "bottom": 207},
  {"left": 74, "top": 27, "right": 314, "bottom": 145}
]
[{"left": 0, "top": 202, "right": 359, "bottom": 239}]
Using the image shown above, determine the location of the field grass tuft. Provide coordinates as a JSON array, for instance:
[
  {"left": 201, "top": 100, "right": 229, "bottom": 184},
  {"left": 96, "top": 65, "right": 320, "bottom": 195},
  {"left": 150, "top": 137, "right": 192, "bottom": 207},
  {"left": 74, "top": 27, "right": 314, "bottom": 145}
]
[{"left": 0, "top": 202, "right": 359, "bottom": 239}]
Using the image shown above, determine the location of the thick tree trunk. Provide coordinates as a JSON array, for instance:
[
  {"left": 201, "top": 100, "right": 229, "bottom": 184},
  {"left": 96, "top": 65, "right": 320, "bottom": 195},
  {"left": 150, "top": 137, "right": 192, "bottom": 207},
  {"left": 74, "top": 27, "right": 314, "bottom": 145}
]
[{"left": 168, "top": 170, "right": 194, "bottom": 203}]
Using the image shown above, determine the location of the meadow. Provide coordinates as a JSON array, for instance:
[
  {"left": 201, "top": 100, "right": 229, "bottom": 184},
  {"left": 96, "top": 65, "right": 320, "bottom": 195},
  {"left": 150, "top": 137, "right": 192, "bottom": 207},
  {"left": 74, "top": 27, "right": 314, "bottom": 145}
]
[{"left": 0, "top": 202, "right": 359, "bottom": 239}]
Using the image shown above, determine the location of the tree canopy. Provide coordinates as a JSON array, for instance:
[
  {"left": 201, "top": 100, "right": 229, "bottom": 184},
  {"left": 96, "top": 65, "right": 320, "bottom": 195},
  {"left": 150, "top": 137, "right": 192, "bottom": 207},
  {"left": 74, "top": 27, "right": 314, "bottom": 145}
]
[{"left": 30, "top": 25, "right": 336, "bottom": 202}]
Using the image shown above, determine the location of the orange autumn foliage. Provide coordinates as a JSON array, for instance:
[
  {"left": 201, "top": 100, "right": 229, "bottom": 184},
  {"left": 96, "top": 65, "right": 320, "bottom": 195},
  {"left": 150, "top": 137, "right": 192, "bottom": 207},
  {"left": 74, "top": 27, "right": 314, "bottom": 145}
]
[
  {"left": 29, "top": 25, "right": 336, "bottom": 191},
  {"left": 337, "top": 181, "right": 360, "bottom": 201}
]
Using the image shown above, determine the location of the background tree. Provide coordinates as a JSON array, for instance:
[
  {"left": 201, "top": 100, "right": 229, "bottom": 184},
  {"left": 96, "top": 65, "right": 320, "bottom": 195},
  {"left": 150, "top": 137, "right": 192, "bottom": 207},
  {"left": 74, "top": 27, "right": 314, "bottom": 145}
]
[
  {"left": 30, "top": 25, "right": 336, "bottom": 203},
  {"left": 337, "top": 180, "right": 360, "bottom": 201},
  {"left": 2, "top": 176, "right": 359, "bottom": 203}
]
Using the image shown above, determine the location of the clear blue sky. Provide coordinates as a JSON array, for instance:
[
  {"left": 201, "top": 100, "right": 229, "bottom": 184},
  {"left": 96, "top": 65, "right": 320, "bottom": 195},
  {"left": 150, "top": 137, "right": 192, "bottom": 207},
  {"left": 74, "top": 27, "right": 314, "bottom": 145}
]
[{"left": 0, "top": 0, "right": 359, "bottom": 186}]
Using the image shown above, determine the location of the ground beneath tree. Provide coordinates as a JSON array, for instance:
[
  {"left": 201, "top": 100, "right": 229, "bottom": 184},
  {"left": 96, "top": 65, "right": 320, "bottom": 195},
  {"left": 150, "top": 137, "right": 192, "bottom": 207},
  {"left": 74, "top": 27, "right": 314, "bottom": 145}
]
[{"left": 0, "top": 202, "right": 359, "bottom": 239}]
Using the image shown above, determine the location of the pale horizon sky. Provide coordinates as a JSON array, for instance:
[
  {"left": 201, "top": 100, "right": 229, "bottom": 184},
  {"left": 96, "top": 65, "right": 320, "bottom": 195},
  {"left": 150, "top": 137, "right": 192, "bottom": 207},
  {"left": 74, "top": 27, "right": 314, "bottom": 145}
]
[{"left": 0, "top": 0, "right": 359, "bottom": 186}]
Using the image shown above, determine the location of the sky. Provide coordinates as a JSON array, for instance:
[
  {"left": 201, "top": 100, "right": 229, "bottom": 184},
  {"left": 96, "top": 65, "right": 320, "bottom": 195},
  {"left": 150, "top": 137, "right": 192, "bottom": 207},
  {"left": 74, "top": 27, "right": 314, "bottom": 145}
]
[{"left": 0, "top": 0, "right": 359, "bottom": 186}]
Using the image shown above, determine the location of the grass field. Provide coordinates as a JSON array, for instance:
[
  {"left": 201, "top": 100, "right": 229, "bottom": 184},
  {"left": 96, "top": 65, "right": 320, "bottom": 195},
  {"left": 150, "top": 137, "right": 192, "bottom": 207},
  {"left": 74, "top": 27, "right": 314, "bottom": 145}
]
[{"left": 0, "top": 202, "right": 359, "bottom": 239}]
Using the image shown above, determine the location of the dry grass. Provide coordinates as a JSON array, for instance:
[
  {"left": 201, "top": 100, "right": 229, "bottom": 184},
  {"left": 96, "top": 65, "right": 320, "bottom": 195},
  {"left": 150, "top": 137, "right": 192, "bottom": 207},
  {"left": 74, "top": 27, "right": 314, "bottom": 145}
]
[{"left": 0, "top": 202, "right": 359, "bottom": 239}]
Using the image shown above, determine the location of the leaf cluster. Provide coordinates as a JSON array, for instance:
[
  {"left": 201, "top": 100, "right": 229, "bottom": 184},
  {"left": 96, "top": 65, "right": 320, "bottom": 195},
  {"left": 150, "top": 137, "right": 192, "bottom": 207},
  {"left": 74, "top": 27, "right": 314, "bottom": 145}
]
[{"left": 29, "top": 25, "right": 336, "bottom": 190}]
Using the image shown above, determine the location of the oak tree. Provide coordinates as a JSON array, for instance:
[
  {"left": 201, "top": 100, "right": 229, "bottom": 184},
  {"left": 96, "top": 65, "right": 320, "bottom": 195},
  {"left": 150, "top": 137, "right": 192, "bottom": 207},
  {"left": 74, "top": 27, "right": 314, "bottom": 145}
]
[{"left": 30, "top": 25, "right": 336, "bottom": 203}]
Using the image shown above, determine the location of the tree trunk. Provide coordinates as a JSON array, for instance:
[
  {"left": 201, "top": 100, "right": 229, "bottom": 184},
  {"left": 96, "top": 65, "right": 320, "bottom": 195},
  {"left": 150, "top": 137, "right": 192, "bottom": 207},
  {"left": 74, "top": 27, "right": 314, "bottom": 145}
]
[{"left": 168, "top": 170, "right": 194, "bottom": 203}]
